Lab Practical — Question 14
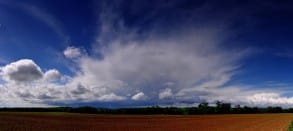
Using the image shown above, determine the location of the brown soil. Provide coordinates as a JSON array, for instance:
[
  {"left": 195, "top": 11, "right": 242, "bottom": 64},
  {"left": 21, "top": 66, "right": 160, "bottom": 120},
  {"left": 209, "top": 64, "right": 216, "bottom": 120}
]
[{"left": 0, "top": 112, "right": 292, "bottom": 131}]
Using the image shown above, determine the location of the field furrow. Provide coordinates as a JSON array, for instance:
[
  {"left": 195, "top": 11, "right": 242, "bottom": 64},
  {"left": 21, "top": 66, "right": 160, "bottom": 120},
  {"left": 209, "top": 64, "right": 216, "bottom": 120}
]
[{"left": 0, "top": 113, "right": 292, "bottom": 131}]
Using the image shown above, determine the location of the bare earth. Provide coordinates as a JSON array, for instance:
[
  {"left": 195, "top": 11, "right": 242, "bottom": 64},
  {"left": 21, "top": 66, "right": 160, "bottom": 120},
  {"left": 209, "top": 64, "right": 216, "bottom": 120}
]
[{"left": 0, "top": 112, "right": 292, "bottom": 131}]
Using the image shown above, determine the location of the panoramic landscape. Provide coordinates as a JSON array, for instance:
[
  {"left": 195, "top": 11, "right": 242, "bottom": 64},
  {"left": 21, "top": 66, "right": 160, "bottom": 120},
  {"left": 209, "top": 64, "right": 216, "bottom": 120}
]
[{"left": 1, "top": 0, "right": 293, "bottom": 130}]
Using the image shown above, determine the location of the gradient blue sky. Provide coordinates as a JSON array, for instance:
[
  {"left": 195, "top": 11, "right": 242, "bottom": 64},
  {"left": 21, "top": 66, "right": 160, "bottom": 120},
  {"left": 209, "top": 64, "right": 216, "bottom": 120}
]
[{"left": 1, "top": 0, "right": 293, "bottom": 107}]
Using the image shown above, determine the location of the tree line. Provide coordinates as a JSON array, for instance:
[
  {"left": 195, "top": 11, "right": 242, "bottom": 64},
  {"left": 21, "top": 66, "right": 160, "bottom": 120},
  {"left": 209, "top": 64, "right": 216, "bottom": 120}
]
[{"left": 0, "top": 102, "right": 292, "bottom": 115}]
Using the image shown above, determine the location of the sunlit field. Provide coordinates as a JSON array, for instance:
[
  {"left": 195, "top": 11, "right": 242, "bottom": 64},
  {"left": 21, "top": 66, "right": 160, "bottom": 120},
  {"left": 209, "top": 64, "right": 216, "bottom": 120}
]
[{"left": 0, "top": 112, "right": 292, "bottom": 131}]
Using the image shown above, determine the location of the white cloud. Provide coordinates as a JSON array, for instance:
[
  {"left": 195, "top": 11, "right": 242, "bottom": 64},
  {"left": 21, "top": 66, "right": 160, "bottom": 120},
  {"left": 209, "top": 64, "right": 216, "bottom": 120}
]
[
  {"left": 44, "top": 69, "right": 61, "bottom": 82},
  {"left": 0, "top": 58, "right": 127, "bottom": 105},
  {"left": 63, "top": 46, "right": 83, "bottom": 59},
  {"left": 97, "top": 93, "right": 126, "bottom": 102},
  {"left": 159, "top": 88, "right": 173, "bottom": 99},
  {"left": 246, "top": 93, "right": 293, "bottom": 107},
  {"left": 1, "top": 59, "right": 43, "bottom": 83},
  {"left": 131, "top": 92, "right": 146, "bottom": 101}
]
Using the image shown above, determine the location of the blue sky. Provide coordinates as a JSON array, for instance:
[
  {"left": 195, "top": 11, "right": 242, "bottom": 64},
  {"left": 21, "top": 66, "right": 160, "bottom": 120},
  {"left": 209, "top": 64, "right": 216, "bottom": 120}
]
[{"left": 1, "top": 0, "right": 293, "bottom": 107}]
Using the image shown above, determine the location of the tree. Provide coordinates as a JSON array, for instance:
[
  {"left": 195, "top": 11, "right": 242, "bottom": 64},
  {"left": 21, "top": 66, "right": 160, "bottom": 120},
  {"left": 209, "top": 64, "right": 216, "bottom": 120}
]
[{"left": 216, "top": 101, "right": 231, "bottom": 114}]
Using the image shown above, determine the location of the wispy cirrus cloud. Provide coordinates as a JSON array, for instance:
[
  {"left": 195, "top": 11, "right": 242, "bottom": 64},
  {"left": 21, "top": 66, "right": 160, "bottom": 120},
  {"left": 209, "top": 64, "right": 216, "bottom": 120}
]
[{"left": 21, "top": 3, "right": 70, "bottom": 44}]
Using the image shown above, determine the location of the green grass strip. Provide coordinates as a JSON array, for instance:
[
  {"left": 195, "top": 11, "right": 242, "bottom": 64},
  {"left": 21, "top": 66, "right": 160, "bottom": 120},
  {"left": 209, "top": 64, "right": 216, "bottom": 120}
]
[{"left": 288, "top": 120, "right": 293, "bottom": 131}]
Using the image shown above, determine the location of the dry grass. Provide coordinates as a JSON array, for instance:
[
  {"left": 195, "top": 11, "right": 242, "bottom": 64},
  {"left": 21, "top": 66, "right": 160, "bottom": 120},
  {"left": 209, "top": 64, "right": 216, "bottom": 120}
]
[{"left": 0, "top": 112, "right": 292, "bottom": 131}]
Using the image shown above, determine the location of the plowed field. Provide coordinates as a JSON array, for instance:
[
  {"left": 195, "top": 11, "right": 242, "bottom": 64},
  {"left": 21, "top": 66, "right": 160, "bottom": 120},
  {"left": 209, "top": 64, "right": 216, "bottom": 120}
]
[{"left": 0, "top": 112, "right": 292, "bottom": 131}]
